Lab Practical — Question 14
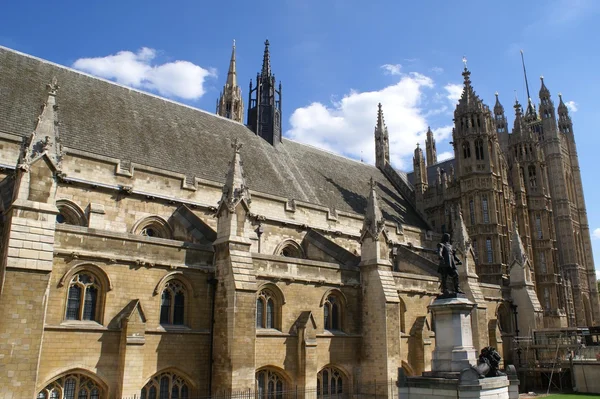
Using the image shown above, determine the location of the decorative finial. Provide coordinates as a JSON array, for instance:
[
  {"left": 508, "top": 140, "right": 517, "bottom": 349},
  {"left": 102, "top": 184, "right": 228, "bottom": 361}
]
[
  {"left": 540, "top": 75, "right": 544, "bottom": 81},
  {"left": 233, "top": 39, "right": 236, "bottom": 47},
  {"left": 416, "top": 142, "right": 420, "bottom": 147},
  {"left": 462, "top": 55, "right": 468, "bottom": 69},
  {"left": 369, "top": 176, "right": 376, "bottom": 190},
  {"left": 495, "top": 91, "right": 499, "bottom": 97},
  {"left": 47, "top": 76, "right": 59, "bottom": 95},
  {"left": 231, "top": 138, "right": 243, "bottom": 152},
  {"left": 265, "top": 39, "right": 270, "bottom": 47}
]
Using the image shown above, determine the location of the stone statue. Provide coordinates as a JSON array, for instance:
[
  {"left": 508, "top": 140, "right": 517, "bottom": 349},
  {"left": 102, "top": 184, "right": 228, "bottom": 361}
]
[
  {"left": 474, "top": 346, "right": 505, "bottom": 378},
  {"left": 437, "top": 233, "right": 464, "bottom": 295}
]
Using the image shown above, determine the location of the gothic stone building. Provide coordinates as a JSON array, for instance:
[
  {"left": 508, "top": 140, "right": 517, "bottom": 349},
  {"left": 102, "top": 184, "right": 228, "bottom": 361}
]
[{"left": 0, "top": 41, "right": 596, "bottom": 399}]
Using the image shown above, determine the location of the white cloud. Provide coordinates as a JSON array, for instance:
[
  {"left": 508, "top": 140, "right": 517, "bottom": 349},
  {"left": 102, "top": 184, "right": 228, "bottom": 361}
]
[
  {"left": 381, "top": 64, "right": 402, "bottom": 76},
  {"left": 565, "top": 100, "right": 578, "bottom": 112},
  {"left": 444, "top": 83, "right": 463, "bottom": 104},
  {"left": 430, "top": 66, "right": 444, "bottom": 74},
  {"left": 72, "top": 48, "right": 216, "bottom": 100},
  {"left": 592, "top": 228, "right": 600, "bottom": 239},
  {"left": 437, "top": 151, "right": 454, "bottom": 162},
  {"left": 287, "top": 70, "right": 456, "bottom": 171}
]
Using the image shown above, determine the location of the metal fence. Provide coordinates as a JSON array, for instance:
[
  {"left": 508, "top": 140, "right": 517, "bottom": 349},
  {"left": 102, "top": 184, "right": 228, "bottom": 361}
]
[{"left": 123, "top": 380, "right": 399, "bottom": 399}]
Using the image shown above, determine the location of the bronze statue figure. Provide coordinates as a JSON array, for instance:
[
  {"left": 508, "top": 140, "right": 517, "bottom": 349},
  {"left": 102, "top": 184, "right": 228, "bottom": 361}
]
[
  {"left": 437, "top": 233, "right": 464, "bottom": 295},
  {"left": 474, "top": 346, "right": 505, "bottom": 378}
]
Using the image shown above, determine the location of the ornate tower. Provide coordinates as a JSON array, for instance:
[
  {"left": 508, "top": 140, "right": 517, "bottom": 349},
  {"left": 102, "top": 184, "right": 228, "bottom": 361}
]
[
  {"left": 535, "top": 74, "right": 600, "bottom": 326},
  {"left": 216, "top": 41, "right": 244, "bottom": 123},
  {"left": 452, "top": 65, "right": 513, "bottom": 285},
  {"left": 508, "top": 96, "right": 566, "bottom": 327},
  {"left": 374, "top": 103, "right": 390, "bottom": 169},
  {"left": 247, "top": 40, "right": 282, "bottom": 146},
  {"left": 425, "top": 127, "right": 437, "bottom": 166}
]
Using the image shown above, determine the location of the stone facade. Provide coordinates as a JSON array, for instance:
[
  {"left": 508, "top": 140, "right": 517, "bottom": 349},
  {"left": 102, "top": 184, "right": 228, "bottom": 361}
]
[
  {"left": 0, "top": 42, "right": 593, "bottom": 399},
  {"left": 406, "top": 68, "right": 599, "bottom": 330}
]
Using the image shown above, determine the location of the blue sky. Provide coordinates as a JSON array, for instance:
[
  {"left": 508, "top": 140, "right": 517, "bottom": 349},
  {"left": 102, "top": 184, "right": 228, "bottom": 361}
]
[{"left": 2, "top": 0, "right": 600, "bottom": 274}]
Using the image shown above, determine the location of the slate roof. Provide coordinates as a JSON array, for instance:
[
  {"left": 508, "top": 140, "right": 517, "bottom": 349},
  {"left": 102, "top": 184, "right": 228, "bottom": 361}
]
[
  {"left": 0, "top": 46, "right": 427, "bottom": 229},
  {"left": 407, "top": 158, "right": 456, "bottom": 186}
]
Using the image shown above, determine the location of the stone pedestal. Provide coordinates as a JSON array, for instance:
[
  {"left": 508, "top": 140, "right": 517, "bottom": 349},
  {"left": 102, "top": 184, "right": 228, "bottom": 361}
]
[
  {"left": 397, "top": 295, "right": 520, "bottom": 399},
  {"left": 430, "top": 296, "right": 478, "bottom": 373}
]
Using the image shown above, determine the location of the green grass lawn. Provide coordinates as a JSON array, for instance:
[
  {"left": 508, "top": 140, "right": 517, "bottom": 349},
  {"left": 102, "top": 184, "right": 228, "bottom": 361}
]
[{"left": 544, "top": 394, "right": 600, "bottom": 398}]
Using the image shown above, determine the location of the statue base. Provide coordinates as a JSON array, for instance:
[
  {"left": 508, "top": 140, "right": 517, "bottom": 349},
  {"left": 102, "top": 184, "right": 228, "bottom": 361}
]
[{"left": 397, "top": 296, "right": 520, "bottom": 399}]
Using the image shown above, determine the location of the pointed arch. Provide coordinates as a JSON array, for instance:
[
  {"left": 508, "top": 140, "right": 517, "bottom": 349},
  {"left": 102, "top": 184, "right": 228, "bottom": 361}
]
[
  {"left": 141, "top": 367, "right": 197, "bottom": 399},
  {"left": 58, "top": 262, "right": 112, "bottom": 291},
  {"left": 320, "top": 289, "right": 347, "bottom": 332},
  {"left": 256, "top": 282, "right": 285, "bottom": 330},
  {"left": 153, "top": 271, "right": 196, "bottom": 298},
  {"left": 56, "top": 199, "right": 87, "bottom": 226},
  {"left": 255, "top": 365, "right": 291, "bottom": 397},
  {"left": 132, "top": 215, "right": 173, "bottom": 239},
  {"left": 36, "top": 368, "right": 109, "bottom": 399},
  {"left": 274, "top": 239, "right": 306, "bottom": 259},
  {"left": 317, "top": 365, "right": 349, "bottom": 397}
]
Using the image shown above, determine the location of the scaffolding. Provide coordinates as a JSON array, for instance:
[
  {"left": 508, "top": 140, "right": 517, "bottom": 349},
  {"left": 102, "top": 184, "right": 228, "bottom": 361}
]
[{"left": 513, "top": 327, "right": 600, "bottom": 393}]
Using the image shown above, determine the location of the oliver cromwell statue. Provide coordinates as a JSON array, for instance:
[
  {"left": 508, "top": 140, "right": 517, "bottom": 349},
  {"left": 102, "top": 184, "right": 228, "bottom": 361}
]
[{"left": 437, "top": 233, "right": 464, "bottom": 295}]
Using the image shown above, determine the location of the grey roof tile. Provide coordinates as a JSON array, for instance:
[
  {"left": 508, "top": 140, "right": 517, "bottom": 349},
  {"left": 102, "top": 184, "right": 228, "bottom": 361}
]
[{"left": 0, "top": 46, "right": 427, "bottom": 229}]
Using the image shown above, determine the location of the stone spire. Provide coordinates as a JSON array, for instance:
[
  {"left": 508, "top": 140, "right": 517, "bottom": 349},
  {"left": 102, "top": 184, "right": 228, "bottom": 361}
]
[
  {"left": 261, "top": 39, "right": 271, "bottom": 78},
  {"left": 247, "top": 39, "right": 282, "bottom": 145},
  {"left": 512, "top": 99, "right": 525, "bottom": 138},
  {"left": 539, "top": 76, "right": 550, "bottom": 99},
  {"left": 455, "top": 65, "right": 485, "bottom": 115},
  {"left": 20, "top": 76, "right": 62, "bottom": 170},
  {"left": 425, "top": 127, "right": 437, "bottom": 165},
  {"left": 217, "top": 139, "right": 251, "bottom": 215},
  {"left": 557, "top": 93, "right": 570, "bottom": 119},
  {"left": 511, "top": 223, "right": 528, "bottom": 266},
  {"left": 374, "top": 103, "right": 390, "bottom": 169},
  {"left": 216, "top": 41, "right": 244, "bottom": 123},
  {"left": 493, "top": 92, "right": 504, "bottom": 115},
  {"left": 360, "top": 177, "right": 386, "bottom": 242}
]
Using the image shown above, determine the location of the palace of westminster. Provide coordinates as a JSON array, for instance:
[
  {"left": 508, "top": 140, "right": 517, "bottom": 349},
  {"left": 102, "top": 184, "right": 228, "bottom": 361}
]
[{"left": 0, "top": 39, "right": 597, "bottom": 399}]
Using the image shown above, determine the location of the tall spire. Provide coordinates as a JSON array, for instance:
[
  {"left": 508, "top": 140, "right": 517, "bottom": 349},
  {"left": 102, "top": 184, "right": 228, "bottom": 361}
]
[
  {"left": 247, "top": 39, "right": 282, "bottom": 145},
  {"left": 261, "top": 39, "right": 271, "bottom": 78},
  {"left": 512, "top": 99, "right": 525, "bottom": 137},
  {"left": 539, "top": 76, "right": 549, "bottom": 98},
  {"left": 557, "top": 93, "right": 569, "bottom": 116},
  {"left": 425, "top": 126, "right": 437, "bottom": 165},
  {"left": 494, "top": 92, "right": 504, "bottom": 115},
  {"left": 455, "top": 62, "right": 484, "bottom": 115},
  {"left": 374, "top": 103, "right": 390, "bottom": 169},
  {"left": 216, "top": 40, "right": 244, "bottom": 123},
  {"left": 227, "top": 40, "right": 237, "bottom": 87}
]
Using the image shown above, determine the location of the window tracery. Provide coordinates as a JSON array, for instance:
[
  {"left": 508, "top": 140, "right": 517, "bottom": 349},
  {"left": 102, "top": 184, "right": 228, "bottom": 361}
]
[
  {"left": 66, "top": 272, "right": 100, "bottom": 322},
  {"left": 324, "top": 294, "right": 342, "bottom": 331},
  {"left": 141, "top": 371, "right": 190, "bottom": 399},
  {"left": 160, "top": 281, "right": 186, "bottom": 325},
  {"left": 37, "top": 373, "right": 103, "bottom": 399},
  {"left": 256, "top": 289, "right": 277, "bottom": 329},
  {"left": 317, "top": 367, "right": 345, "bottom": 398},
  {"left": 256, "top": 369, "right": 285, "bottom": 399}
]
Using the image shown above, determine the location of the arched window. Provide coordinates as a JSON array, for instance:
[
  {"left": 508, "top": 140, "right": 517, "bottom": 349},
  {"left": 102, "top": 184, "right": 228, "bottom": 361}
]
[
  {"left": 256, "top": 369, "right": 286, "bottom": 399},
  {"left": 275, "top": 240, "right": 305, "bottom": 259},
  {"left": 65, "top": 272, "right": 101, "bottom": 322},
  {"left": 535, "top": 214, "right": 543, "bottom": 239},
  {"left": 462, "top": 142, "right": 471, "bottom": 159},
  {"left": 317, "top": 367, "right": 345, "bottom": 398},
  {"left": 132, "top": 216, "right": 172, "bottom": 239},
  {"left": 141, "top": 371, "right": 190, "bottom": 399},
  {"left": 324, "top": 295, "right": 342, "bottom": 331},
  {"left": 469, "top": 199, "right": 475, "bottom": 225},
  {"left": 160, "top": 281, "right": 186, "bottom": 325},
  {"left": 37, "top": 372, "right": 104, "bottom": 399},
  {"left": 475, "top": 139, "right": 484, "bottom": 160},
  {"left": 56, "top": 200, "right": 87, "bottom": 226},
  {"left": 528, "top": 165, "right": 537, "bottom": 188},
  {"left": 399, "top": 298, "right": 407, "bottom": 334},
  {"left": 485, "top": 238, "right": 493, "bottom": 264},
  {"left": 256, "top": 289, "right": 277, "bottom": 329},
  {"left": 481, "top": 197, "right": 489, "bottom": 224}
]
